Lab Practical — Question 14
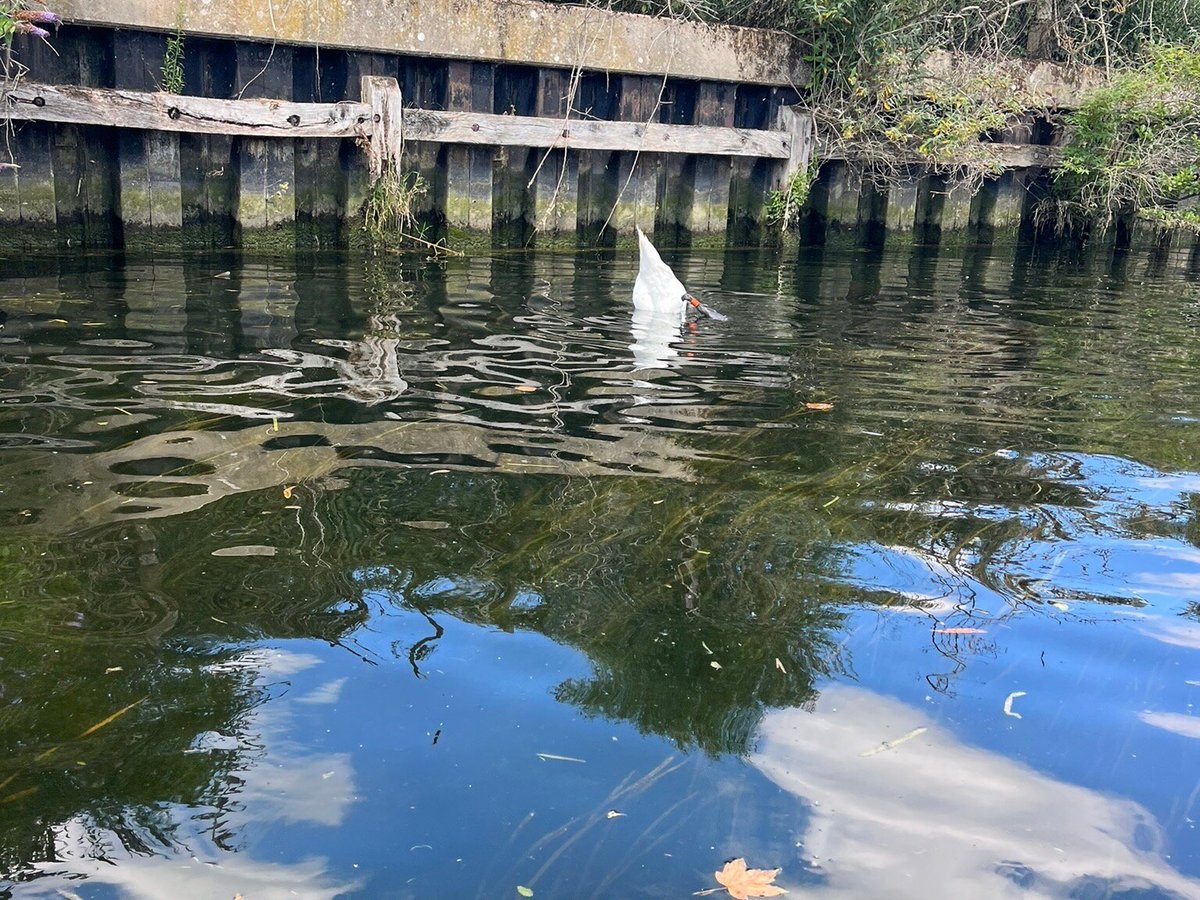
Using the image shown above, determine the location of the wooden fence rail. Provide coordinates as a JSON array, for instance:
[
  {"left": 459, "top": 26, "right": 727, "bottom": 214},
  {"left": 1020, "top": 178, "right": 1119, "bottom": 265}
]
[{"left": 2, "top": 77, "right": 806, "bottom": 166}]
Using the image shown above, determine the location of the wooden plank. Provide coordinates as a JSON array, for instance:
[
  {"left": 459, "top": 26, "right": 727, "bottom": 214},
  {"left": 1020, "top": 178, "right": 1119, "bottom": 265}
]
[
  {"left": 773, "top": 105, "right": 813, "bottom": 190},
  {"left": 1, "top": 82, "right": 371, "bottom": 138},
  {"left": 235, "top": 43, "right": 296, "bottom": 232},
  {"left": 531, "top": 68, "right": 577, "bottom": 244},
  {"left": 403, "top": 107, "right": 790, "bottom": 157},
  {"left": 444, "top": 61, "right": 495, "bottom": 233},
  {"left": 361, "top": 76, "right": 403, "bottom": 176},
  {"left": 689, "top": 82, "right": 736, "bottom": 237},
  {"left": 611, "top": 75, "right": 660, "bottom": 235}
]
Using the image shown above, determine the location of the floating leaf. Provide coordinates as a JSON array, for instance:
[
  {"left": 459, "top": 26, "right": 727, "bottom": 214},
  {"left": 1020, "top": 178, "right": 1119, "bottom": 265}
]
[
  {"left": 713, "top": 858, "right": 787, "bottom": 899},
  {"left": 775, "top": 658, "right": 787, "bottom": 674},
  {"left": 401, "top": 520, "right": 451, "bottom": 530},
  {"left": 515, "top": 384, "right": 538, "bottom": 393},
  {"left": 283, "top": 485, "right": 294, "bottom": 499},
  {"left": 710, "top": 661, "right": 722, "bottom": 670},
  {"left": 1051, "top": 601, "right": 1069, "bottom": 611},
  {"left": 517, "top": 886, "right": 534, "bottom": 897},
  {"left": 606, "top": 809, "right": 626, "bottom": 819},
  {"left": 934, "top": 627, "right": 986, "bottom": 634},
  {"left": 805, "top": 402, "right": 834, "bottom": 411}
]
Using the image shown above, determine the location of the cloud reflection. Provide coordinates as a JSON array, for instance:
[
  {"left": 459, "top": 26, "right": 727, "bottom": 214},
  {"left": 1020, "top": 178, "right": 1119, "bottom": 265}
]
[
  {"left": 751, "top": 685, "right": 1198, "bottom": 898},
  {"left": 22, "top": 649, "right": 359, "bottom": 897}
]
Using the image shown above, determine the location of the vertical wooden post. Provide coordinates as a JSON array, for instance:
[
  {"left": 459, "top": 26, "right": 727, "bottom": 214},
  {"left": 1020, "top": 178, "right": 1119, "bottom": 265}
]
[
  {"left": 532, "top": 68, "right": 578, "bottom": 247},
  {"left": 687, "top": 82, "right": 735, "bottom": 242},
  {"left": 822, "top": 161, "right": 864, "bottom": 244},
  {"left": 575, "top": 72, "right": 619, "bottom": 245},
  {"left": 235, "top": 42, "right": 295, "bottom": 238},
  {"left": 294, "top": 47, "right": 347, "bottom": 247},
  {"left": 361, "top": 75, "right": 403, "bottom": 178},
  {"left": 941, "top": 179, "right": 975, "bottom": 240},
  {"left": 400, "top": 58, "right": 447, "bottom": 233},
  {"left": 342, "top": 53, "right": 398, "bottom": 218},
  {"left": 654, "top": 79, "right": 695, "bottom": 246},
  {"left": 0, "top": 123, "right": 57, "bottom": 238},
  {"left": 990, "top": 169, "right": 1028, "bottom": 242},
  {"left": 885, "top": 170, "right": 920, "bottom": 242},
  {"left": 773, "top": 105, "right": 814, "bottom": 192},
  {"left": 444, "top": 61, "right": 494, "bottom": 237},
  {"left": 113, "top": 31, "right": 183, "bottom": 245},
  {"left": 610, "top": 74, "right": 660, "bottom": 237},
  {"left": 180, "top": 37, "right": 237, "bottom": 247}
]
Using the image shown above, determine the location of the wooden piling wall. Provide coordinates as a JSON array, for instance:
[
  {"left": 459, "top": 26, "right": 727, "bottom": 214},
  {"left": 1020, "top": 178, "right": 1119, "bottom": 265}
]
[{"left": 1, "top": 1, "right": 1186, "bottom": 253}]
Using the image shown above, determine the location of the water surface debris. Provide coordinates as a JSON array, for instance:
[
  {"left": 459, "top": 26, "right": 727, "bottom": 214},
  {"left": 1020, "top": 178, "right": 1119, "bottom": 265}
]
[
  {"left": 934, "top": 627, "right": 986, "bottom": 634},
  {"left": 401, "top": 520, "right": 451, "bottom": 530},
  {"left": 211, "top": 545, "right": 278, "bottom": 557},
  {"left": 1004, "top": 691, "right": 1028, "bottom": 718},
  {"left": 805, "top": 402, "right": 834, "bottom": 411},
  {"left": 775, "top": 658, "right": 787, "bottom": 674},
  {"left": 859, "top": 726, "right": 927, "bottom": 757},
  {"left": 536, "top": 752, "right": 586, "bottom": 763},
  {"left": 606, "top": 810, "right": 626, "bottom": 819},
  {"left": 517, "top": 887, "right": 534, "bottom": 898},
  {"left": 712, "top": 857, "right": 787, "bottom": 899}
]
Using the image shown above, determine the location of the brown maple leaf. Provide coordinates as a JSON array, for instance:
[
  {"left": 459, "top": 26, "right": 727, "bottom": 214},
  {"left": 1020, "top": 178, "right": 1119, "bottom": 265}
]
[{"left": 714, "top": 858, "right": 787, "bottom": 900}]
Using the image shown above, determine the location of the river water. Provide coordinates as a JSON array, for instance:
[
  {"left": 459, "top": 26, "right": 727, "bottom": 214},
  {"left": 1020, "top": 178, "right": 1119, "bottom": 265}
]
[{"left": 0, "top": 243, "right": 1198, "bottom": 898}]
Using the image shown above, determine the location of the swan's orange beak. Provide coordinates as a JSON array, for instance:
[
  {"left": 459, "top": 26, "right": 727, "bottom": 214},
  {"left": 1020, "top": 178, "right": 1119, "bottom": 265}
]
[{"left": 686, "top": 294, "right": 702, "bottom": 309}]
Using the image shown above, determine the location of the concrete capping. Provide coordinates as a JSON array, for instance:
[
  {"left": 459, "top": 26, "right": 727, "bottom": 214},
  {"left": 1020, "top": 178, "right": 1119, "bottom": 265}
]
[
  {"left": 921, "top": 51, "right": 1105, "bottom": 110},
  {"left": 52, "top": 0, "right": 807, "bottom": 86}
]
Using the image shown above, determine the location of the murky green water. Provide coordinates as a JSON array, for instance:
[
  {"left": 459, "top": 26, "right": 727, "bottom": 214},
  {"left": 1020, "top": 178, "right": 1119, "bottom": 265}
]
[{"left": 0, "top": 243, "right": 1199, "bottom": 898}]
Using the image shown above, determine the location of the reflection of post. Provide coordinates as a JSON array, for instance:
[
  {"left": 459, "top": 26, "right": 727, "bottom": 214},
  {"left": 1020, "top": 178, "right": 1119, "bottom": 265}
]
[
  {"left": 124, "top": 262, "right": 189, "bottom": 352},
  {"left": 237, "top": 268, "right": 299, "bottom": 351},
  {"left": 183, "top": 254, "right": 242, "bottom": 357}
]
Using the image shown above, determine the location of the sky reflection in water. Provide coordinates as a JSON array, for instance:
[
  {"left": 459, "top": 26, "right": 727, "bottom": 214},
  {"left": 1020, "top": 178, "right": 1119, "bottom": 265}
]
[{"left": 0, "top": 244, "right": 1199, "bottom": 897}]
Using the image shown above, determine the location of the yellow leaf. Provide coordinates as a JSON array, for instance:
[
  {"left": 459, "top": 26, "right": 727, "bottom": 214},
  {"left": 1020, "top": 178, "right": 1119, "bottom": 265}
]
[
  {"left": 517, "top": 887, "right": 534, "bottom": 897},
  {"left": 283, "top": 485, "right": 294, "bottom": 500},
  {"left": 805, "top": 402, "right": 834, "bottom": 411},
  {"left": 714, "top": 858, "right": 787, "bottom": 900}
]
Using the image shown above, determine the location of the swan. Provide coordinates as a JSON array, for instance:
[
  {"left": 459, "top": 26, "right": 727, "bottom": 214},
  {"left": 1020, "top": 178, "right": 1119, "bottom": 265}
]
[{"left": 632, "top": 228, "right": 726, "bottom": 323}]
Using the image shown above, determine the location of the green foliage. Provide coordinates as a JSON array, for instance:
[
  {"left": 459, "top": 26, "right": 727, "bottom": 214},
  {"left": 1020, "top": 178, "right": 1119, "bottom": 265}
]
[
  {"left": 360, "top": 164, "right": 444, "bottom": 251},
  {"left": 161, "top": 27, "right": 185, "bottom": 94},
  {"left": 1054, "top": 43, "right": 1200, "bottom": 225},
  {"left": 766, "top": 162, "right": 817, "bottom": 226}
]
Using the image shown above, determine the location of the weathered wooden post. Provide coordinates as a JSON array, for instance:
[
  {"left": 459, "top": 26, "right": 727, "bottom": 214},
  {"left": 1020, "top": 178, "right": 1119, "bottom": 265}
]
[
  {"left": 688, "top": 83, "right": 736, "bottom": 242},
  {"left": 114, "top": 32, "right": 183, "bottom": 245},
  {"left": 532, "top": 68, "right": 578, "bottom": 247},
  {"left": 444, "top": 60, "right": 494, "bottom": 238},
  {"left": 361, "top": 75, "right": 404, "bottom": 177},
  {"left": 610, "top": 75, "right": 660, "bottom": 237},
  {"left": 234, "top": 42, "right": 295, "bottom": 242}
]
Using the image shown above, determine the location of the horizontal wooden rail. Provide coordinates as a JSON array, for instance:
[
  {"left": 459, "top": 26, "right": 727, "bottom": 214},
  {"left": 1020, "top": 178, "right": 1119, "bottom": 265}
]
[
  {"left": 1, "top": 78, "right": 1052, "bottom": 174},
  {"left": 1, "top": 82, "right": 371, "bottom": 138},
  {"left": 404, "top": 108, "right": 792, "bottom": 157}
]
